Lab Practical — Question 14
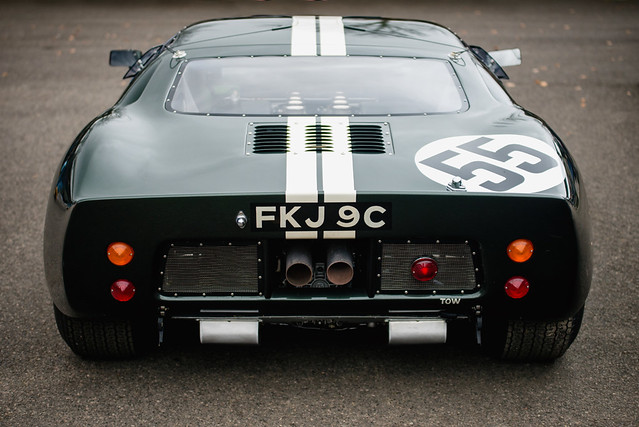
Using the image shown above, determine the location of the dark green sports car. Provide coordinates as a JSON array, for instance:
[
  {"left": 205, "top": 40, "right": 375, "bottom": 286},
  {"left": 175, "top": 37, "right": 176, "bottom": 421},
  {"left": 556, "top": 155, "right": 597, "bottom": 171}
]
[{"left": 44, "top": 16, "right": 591, "bottom": 360}]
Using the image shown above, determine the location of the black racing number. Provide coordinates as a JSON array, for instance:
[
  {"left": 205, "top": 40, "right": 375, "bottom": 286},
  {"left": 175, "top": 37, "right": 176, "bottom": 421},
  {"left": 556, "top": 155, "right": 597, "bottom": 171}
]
[
  {"left": 459, "top": 137, "right": 558, "bottom": 174},
  {"left": 421, "top": 151, "right": 524, "bottom": 191},
  {"left": 420, "top": 137, "right": 558, "bottom": 192}
]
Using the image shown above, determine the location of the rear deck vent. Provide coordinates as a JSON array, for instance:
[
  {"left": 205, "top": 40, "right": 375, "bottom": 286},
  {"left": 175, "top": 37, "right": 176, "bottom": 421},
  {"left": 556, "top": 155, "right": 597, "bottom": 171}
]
[
  {"left": 251, "top": 125, "right": 290, "bottom": 153},
  {"left": 305, "top": 125, "right": 333, "bottom": 152},
  {"left": 248, "top": 123, "right": 393, "bottom": 154},
  {"left": 348, "top": 124, "right": 388, "bottom": 154}
]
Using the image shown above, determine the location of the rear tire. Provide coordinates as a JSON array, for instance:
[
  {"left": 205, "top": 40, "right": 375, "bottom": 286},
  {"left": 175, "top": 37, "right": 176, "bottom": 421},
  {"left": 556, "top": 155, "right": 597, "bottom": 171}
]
[
  {"left": 54, "top": 305, "right": 154, "bottom": 359},
  {"left": 485, "top": 307, "right": 584, "bottom": 362}
]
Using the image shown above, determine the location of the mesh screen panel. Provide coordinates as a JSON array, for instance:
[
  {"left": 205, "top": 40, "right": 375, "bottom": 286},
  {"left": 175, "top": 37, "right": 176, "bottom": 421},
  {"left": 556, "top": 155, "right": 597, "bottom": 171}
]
[
  {"left": 381, "top": 243, "right": 477, "bottom": 291},
  {"left": 162, "top": 245, "right": 258, "bottom": 294}
]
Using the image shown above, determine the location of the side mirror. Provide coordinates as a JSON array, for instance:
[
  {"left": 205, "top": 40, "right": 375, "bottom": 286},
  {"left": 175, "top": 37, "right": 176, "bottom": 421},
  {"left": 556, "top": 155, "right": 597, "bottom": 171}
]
[
  {"left": 109, "top": 50, "right": 142, "bottom": 67},
  {"left": 469, "top": 46, "right": 514, "bottom": 79},
  {"left": 488, "top": 48, "right": 522, "bottom": 67}
]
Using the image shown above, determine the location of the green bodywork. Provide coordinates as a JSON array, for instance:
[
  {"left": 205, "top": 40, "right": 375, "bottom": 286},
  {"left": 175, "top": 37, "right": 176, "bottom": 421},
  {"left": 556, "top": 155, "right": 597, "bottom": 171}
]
[{"left": 44, "top": 17, "right": 591, "bottom": 327}]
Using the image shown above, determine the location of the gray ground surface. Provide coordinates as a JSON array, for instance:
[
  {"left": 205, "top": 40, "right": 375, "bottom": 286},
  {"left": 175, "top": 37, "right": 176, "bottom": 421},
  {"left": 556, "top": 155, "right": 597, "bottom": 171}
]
[{"left": 1, "top": 0, "right": 638, "bottom": 425}]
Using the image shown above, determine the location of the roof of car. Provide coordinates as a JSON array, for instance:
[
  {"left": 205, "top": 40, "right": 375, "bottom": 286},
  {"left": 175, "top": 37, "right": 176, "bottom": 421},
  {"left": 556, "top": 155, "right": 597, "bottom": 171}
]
[{"left": 171, "top": 16, "right": 465, "bottom": 58}]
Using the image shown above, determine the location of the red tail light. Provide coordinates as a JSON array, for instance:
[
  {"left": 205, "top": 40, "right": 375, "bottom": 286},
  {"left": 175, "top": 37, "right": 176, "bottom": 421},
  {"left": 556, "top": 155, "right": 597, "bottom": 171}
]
[
  {"left": 504, "top": 276, "right": 530, "bottom": 299},
  {"left": 111, "top": 280, "right": 135, "bottom": 302},
  {"left": 411, "top": 257, "right": 438, "bottom": 282}
]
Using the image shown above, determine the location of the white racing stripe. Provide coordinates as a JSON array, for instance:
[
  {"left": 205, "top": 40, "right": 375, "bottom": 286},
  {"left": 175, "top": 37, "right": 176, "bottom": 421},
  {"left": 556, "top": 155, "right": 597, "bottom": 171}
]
[
  {"left": 319, "top": 16, "right": 347, "bottom": 56},
  {"left": 321, "top": 116, "right": 356, "bottom": 239},
  {"left": 287, "top": 16, "right": 353, "bottom": 239},
  {"left": 291, "top": 16, "right": 317, "bottom": 56},
  {"left": 318, "top": 20, "right": 352, "bottom": 238},
  {"left": 286, "top": 116, "right": 318, "bottom": 203},
  {"left": 286, "top": 116, "right": 318, "bottom": 240},
  {"left": 321, "top": 116, "right": 355, "bottom": 203}
]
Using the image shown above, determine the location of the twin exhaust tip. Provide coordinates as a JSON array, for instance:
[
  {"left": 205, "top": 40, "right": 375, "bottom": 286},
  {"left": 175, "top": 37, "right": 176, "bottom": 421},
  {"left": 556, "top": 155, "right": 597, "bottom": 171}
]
[{"left": 285, "top": 244, "right": 354, "bottom": 287}]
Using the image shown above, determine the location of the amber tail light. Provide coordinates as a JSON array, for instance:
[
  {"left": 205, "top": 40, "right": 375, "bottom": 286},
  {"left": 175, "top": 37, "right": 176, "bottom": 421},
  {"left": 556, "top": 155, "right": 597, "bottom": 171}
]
[{"left": 107, "top": 242, "right": 134, "bottom": 266}]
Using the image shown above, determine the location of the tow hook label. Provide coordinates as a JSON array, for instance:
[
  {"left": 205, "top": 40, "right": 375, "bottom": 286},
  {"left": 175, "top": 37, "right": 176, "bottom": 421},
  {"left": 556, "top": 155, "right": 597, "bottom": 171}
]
[
  {"left": 440, "top": 298, "right": 461, "bottom": 305},
  {"left": 252, "top": 203, "right": 391, "bottom": 232}
]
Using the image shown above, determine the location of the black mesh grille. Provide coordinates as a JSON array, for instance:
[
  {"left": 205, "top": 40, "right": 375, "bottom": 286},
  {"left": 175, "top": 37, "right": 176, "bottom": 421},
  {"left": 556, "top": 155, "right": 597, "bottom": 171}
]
[
  {"left": 162, "top": 245, "right": 259, "bottom": 295},
  {"left": 380, "top": 243, "right": 477, "bottom": 291}
]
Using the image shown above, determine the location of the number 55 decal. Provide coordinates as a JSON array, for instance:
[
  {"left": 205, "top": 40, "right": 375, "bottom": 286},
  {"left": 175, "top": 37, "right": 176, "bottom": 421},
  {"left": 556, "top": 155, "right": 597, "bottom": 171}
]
[{"left": 415, "top": 134, "right": 566, "bottom": 194}]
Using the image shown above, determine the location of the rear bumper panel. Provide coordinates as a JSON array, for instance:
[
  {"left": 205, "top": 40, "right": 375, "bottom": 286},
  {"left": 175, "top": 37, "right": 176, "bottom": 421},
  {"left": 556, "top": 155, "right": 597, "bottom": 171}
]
[{"left": 46, "top": 193, "right": 590, "bottom": 322}]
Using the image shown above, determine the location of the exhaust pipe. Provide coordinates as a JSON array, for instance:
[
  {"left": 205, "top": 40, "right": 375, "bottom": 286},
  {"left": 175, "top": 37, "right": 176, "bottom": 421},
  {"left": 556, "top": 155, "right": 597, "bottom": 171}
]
[
  {"left": 326, "top": 244, "right": 354, "bottom": 285},
  {"left": 285, "top": 246, "right": 313, "bottom": 286}
]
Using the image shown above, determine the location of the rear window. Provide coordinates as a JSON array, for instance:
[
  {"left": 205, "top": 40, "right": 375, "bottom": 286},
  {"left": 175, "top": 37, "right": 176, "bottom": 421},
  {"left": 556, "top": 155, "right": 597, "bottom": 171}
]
[{"left": 167, "top": 56, "right": 467, "bottom": 116}]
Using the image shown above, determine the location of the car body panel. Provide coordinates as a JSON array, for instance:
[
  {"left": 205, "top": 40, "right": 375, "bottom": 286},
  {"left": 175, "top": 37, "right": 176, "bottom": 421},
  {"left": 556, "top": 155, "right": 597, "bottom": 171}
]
[{"left": 44, "top": 16, "right": 591, "bottom": 355}]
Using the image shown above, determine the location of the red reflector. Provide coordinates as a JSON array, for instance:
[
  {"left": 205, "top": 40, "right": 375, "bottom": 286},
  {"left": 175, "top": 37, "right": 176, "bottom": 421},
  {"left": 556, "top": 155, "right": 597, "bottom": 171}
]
[
  {"left": 411, "top": 257, "right": 438, "bottom": 282},
  {"left": 504, "top": 276, "right": 530, "bottom": 299},
  {"left": 111, "top": 280, "right": 135, "bottom": 302}
]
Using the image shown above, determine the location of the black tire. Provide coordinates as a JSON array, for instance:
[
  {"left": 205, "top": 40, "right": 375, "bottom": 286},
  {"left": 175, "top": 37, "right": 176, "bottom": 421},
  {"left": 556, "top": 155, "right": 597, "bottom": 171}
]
[
  {"left": 54, "top": 305, "right": 155, "bottom": 359},
  {"left": 484, "top": 307, "right": 584, "bottom": 362}
]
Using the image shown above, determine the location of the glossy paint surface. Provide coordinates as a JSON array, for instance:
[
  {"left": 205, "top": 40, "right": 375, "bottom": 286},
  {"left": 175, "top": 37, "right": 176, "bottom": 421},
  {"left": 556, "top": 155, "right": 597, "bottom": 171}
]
[{"left": 44, "top": 16, "right": 590, "bottom": 322}]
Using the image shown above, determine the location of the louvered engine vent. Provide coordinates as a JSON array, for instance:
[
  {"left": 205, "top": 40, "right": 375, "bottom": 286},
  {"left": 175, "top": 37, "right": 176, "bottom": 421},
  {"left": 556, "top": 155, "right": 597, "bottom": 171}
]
[
  {"left": 247, "top": 123, "right": 393, "bottom": 154},
  {"left": 305, "top": 125, "right": 333, "bottom": 152},
  {"left": 348, "top": 125, "right": 387, "bottom": 154},
  {"left": 251, "top": 124, "right": 290, "bottom": 153}
]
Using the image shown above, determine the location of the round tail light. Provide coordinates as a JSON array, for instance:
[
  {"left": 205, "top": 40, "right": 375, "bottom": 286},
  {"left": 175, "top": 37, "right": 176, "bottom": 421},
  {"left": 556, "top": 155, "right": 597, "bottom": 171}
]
[
  {"left": 111, "top": 280, "right": 135, "bottom": 302},
  {"left": 504, "top": 276, "right": 530, "bottom": 299},
  {"left": 411, "top": 257, "right": 438, "bottom": 282},
  {"left": 507, "top": 239, "right": 533, "bottom": 263},
  {"left": 107, "top": 242, "right": 134, "bottom": 266}
]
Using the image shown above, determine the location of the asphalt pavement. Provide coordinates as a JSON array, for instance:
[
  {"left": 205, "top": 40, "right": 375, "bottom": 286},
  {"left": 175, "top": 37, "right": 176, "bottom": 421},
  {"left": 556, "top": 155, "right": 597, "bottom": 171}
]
[{"left": 1, "top": 0, "right": 638, "bottom": 425}]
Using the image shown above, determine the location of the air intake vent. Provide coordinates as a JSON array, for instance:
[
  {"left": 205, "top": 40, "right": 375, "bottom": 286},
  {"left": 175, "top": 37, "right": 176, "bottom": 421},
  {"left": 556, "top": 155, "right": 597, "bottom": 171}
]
[
  {"left": 162, "top": 244, "right": 260, "bottom": 295},
  {"left": 348, "top": 125, "right": 388, "bottom": 154},
  {"left": 305, "top": 125, "right": 333, "bottom": 152},
  {"left": 248, "top": 123, "right": 393, "bottom": 154},
  {"left": 251, "top": 125, "right": 289, "bottom": 153}
]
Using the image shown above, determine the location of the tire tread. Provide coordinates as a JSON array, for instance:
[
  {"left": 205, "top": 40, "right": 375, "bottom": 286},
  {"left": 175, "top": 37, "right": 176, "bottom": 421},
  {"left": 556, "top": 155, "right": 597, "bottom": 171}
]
[
  {"left": 54, "top": 306, "right": 148, "bottom": 359},
  {"left": 500, "top": 308, "right": 584, "bottom": 361}
]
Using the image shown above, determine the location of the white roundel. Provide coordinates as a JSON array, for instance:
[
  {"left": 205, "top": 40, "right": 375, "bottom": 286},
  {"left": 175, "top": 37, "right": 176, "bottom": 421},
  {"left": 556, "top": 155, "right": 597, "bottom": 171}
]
[{"left": 414, "top": 134, "right": 566, "bottom": 193}]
